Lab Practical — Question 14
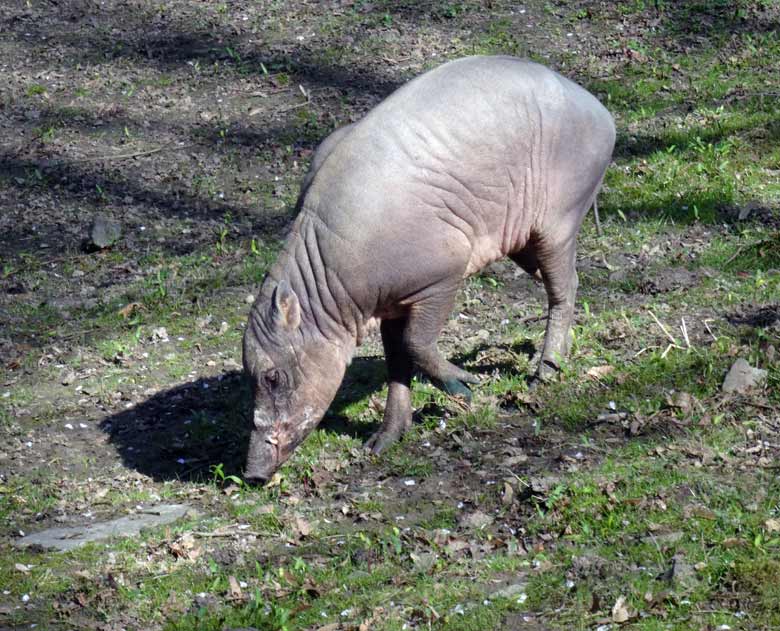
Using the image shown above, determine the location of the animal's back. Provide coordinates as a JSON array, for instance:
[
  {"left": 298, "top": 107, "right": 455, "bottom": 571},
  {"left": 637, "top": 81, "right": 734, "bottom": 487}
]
[{"left": 297, "top": 56, "right": 614, "bottom": 312}]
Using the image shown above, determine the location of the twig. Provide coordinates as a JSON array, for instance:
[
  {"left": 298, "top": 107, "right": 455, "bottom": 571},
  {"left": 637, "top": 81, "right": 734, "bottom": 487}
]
[
  {"left": 276, "top": 101, "right": 309, "bottom": 115},
  {"left": 680, "top": 317, "right": 691, "bottom": 349},
  {"left": 634, "top": 346, "right": 652, "bottom": 357},
  {"left": 661, "top": 343, "right": 679, "bottom": 359},
  {"left": 703, "top": 318, "right": 718, "bottom": 341},
  {"left": 743, "top": 401, "right": 776, "bottom": 411},
  {"left": 519, "top": 313, "right": 548, "bottom": 324},
  {"left": 593, "top": 198, "right": 602, "bottom": 236},
  {"left": 648, "top": 310, "right": 679, "bottom": 346},
  {"left": 192, "top": 530, "right": 269, "bottom": 538},
  {"left": 66, "top": 142, "right": 194, "bottom": 163}
]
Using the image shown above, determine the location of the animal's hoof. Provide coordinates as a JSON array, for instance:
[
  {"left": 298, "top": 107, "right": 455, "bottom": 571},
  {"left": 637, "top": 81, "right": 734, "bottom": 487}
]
[
  {"left": 436, "top": 378, "right": 473, "bottom": 403},
  {"left": 364, "top": 428, "right": 401, "bottom": 454},
  {"left": 457, "top": 369, "right": 481, "bottom": 385},
  {"left": 529, "top": 360, "right": 559, "bottom": 389}
]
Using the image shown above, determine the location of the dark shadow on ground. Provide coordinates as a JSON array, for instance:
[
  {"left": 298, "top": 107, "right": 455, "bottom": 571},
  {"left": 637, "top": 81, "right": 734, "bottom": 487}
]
[
  {"left": 599, "top": 184, "right": 780, "bottom": 227},
  {"left": 99, "top": 339, "right": 545, "bottom": 482},
  {"left": 100, "top": 358, "right": 392, "bottom": 482},
  {"left": 580, "top": 0, "right": 780, "bottom": 51},
  {"left": 2, "top": 4, "right": 400, "bottom": 97},
  {"left": 727, "top": 304, "right": 780, "bottom": 329},
  {"left": 612, "top": 110, "right": 780, "bottom": 161}
]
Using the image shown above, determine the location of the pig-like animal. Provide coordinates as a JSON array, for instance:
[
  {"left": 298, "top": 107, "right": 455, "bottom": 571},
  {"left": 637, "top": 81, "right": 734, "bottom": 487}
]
[{"left": 242, "top": 56, "right": 615, "bottom": 482}]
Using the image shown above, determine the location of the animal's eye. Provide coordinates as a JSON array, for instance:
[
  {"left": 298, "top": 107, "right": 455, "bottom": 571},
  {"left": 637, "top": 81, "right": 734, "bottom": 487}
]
[{"left": 263, "top": 368, "right": 283, "bottom": 390}]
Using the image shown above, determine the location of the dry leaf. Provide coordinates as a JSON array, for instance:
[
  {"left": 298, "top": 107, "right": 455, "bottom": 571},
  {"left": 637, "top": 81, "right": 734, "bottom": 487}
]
[
  {"left": 228, "top": 575, "right": 242, "bottom": 600},
  {"left": 502, "top": 481, "right": 514, "bottom": 505},
  {"left": 765, "top": 518, "right": 780, "bottom": 533},
  {"left": 665, "top": 391, "right": 693, "bottom": 412},
  {"left": 294, "top": 516, "right": 313, "bottom": 537},
  {"left": 587, "top": 365, "right": 614, "bottom": 380},
  {"left": 168, "top": 533, "right": 201, "bottom": 560},
  {"left": 118, "top": 302, "right": 142, "bottom": 319},
  {"left": 264, "top": 472, "right": 283, "bottom": 488},
  {"left": 611, "top": 595, "right": 634, "bottom": 623}
]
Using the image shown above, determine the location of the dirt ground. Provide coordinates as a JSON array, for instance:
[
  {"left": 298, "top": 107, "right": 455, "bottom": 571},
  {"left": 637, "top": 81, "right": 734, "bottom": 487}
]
[{"left": 1, "top": 1, "right": 779, "bottom": 630}]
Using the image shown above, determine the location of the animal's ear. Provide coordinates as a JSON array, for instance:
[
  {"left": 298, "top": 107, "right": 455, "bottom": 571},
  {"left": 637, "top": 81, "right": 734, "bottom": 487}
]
[{"left": 271, "top": 280, "right": 301, "bottom": 331}]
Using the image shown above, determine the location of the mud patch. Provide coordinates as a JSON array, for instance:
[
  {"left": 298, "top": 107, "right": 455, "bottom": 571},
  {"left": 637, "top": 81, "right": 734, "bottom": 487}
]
[{"left": 636, "top": 266, "right": 704, "bottom": 295}]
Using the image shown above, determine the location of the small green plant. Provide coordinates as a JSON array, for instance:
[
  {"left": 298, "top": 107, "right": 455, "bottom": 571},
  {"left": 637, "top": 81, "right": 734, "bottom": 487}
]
[
  {"left": 210, "top": 463, "right": 245, "bottom": 488},
  {"left": 153, "top": 268, "right": 168, "bottom": 301},
  {"left": 26, "top": 83, "right": 46, "bottom": 96}
]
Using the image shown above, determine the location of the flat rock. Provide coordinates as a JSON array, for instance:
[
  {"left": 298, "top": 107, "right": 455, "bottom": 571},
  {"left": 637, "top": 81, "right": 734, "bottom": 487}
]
[
  {"left": 722, "top": 358, "right": 767, "bottom": 394},
  {"left": 14, "top": 504, "right": 193, "bottom": 552}
]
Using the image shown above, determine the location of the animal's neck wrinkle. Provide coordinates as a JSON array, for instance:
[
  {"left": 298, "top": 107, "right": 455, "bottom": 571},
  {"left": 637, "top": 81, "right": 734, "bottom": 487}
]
[{"left": 271, "top": 218, "right": 357, "bottom": 354}]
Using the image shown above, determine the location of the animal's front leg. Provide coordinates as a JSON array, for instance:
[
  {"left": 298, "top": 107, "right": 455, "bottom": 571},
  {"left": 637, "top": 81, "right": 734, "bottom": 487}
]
[{"left": 365, "top": 318, "right": 414, "bottom": 454}]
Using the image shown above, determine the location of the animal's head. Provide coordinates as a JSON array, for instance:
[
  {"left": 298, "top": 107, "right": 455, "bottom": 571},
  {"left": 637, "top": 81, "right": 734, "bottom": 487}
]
[{"left": 242, "top": 280, "right": 348, "bottom": 483}]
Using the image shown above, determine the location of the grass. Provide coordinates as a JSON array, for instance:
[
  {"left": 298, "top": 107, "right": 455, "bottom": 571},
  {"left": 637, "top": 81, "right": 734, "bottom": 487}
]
[{"left": 1, "top": 0, "right": 779, "bottom": 629}]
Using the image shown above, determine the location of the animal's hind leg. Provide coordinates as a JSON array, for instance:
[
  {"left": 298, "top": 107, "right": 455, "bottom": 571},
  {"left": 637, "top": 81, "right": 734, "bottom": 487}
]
[
  {"left": 533, "top": 234, "right": 579, "bottom": 383},
  {"left": 404, "top": 281, "right": 479, "bottom": 400},
  {"left": 365, "top": 318, "right": 414, "bottom": 454}
]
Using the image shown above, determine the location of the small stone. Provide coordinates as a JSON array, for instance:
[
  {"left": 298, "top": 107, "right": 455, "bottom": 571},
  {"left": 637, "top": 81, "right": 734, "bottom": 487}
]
[
  {"left": 151, "top": 327, "right": 169, "bottom": 343},
  {"left": 459, "top": 510, "right": 493, "bottom": 530},
  {"left": 61, "top": 371, "right": 76, "bottom": 386},
  {"left": 87, "top": 215, "right": 122, "bottom": 249},
  {"left": 492, "top": 581, "right": 528, "bottom": 599},
  {"left": 245, "top": 294, "right": 256, "bottom": 304},
  {"left": 722, "top": 358, "right": 767, "bottom": 394}
]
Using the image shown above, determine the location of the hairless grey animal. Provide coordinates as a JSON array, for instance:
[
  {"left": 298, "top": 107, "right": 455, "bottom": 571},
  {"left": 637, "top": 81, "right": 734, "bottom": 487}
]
[{"left": 242, "top": 55, "right": 615, "bottom": 482}]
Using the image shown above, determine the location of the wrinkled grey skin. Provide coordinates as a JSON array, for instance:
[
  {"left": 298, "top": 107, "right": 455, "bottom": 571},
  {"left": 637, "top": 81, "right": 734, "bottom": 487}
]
[{"left": 242, "top": 56, "right": 615, "bottom": 482}]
